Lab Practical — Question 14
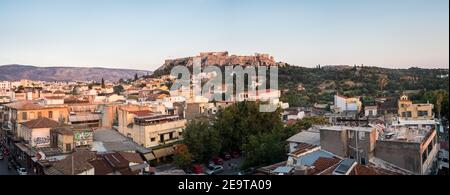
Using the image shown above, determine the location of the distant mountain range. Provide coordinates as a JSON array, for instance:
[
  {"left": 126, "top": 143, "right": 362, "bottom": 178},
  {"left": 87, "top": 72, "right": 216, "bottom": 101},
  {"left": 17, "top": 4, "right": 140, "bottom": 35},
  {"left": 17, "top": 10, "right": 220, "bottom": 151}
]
[{"left": 0, "top": 64, "right": 152, "bottom": 82}]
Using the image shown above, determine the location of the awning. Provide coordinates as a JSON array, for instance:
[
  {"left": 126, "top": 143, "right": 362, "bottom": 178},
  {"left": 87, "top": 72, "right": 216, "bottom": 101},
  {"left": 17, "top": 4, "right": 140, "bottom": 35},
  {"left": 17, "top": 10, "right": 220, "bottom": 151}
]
[
  {"left": 143, "top": 152, "right": 156, "bottom": 161},
  {"left": 152, "top": 147, "right": 174, "bottom": 159}
]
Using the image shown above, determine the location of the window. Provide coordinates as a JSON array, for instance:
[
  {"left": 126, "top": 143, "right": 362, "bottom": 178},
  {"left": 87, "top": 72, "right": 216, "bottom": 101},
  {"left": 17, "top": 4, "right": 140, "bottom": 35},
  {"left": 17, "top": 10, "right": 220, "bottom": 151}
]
[
  {"left": 422, "top": 152, "right": 427, "bottom": 163},
  {"left": 359, "top": 132, "right": 365, "bottom": 140},
  {"left": 348, "top": 131, "right": 354, "bottom": 139},
  {"left": 169, "top": 132, "right": 174, "bottom": 140},
  {"left": 401, "top": 112, "right": 406, "bottom": 117},
  {"left": 48, "top": 111, "right": 53, "bottom": 119},
  {"left": 151, "top": 138, "right": 156, "bottom": 142},
  {"left": 427, "top": 143, "right": 433, "bottom": 154},
  {"left": 406, "top": 111, "right": 412, "bottom": 117},
  {"left": 418, "top": 111, "right": 428, "bottom": 117},
  {"left": 160, "top": 134, "right": 165, "bottom": 142},
  {"left": 66, "top": 143, "right": 72, "bottom": 152},
  {"left": 361, "top": 158, "right": 366, "bottom": 165},
  {"left": 179, "top": 132, "right": 183, "bottom": 136},
  {"left": 22, "top": 112, "right": 27, "bottom": 120},
  {"left": 37, "top": 112, "right": 42, "bottom": 118}
]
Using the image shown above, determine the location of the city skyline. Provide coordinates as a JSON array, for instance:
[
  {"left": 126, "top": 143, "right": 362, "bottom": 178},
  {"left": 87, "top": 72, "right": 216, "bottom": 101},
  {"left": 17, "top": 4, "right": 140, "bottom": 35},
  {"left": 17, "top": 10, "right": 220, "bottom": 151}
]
[{"left": 0, "top": 0, "right": 449, "bottom": 70}]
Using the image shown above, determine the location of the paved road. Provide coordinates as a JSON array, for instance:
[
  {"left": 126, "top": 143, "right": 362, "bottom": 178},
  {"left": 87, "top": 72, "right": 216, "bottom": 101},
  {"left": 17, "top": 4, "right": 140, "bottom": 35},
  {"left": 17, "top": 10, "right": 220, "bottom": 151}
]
[
  {"left": 1, "top": 139, "right": 17, "bottom": 175},
  {"left": 0, "top": 155, "right": 17, "bottom": 175}
]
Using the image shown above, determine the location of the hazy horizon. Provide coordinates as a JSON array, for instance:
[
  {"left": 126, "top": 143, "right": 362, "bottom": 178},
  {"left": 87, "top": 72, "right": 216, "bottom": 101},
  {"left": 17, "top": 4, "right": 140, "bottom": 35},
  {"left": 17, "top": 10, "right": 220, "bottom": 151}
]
[{"left": 0, "top": 0, "right": 448, "bottom": 70}]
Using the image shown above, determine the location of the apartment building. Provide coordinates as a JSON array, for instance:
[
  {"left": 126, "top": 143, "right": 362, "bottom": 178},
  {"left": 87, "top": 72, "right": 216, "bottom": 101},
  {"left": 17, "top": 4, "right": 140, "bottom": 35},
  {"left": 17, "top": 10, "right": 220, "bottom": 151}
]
[{"left": 398, "top": 95, "right": 434, "bottom": 120}]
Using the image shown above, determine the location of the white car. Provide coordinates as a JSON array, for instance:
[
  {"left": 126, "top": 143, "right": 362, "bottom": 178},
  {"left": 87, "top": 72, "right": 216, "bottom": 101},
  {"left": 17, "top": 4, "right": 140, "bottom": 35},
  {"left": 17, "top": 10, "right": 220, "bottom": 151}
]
[
  {"left": 17, "top": 167, "right": 27, "bottom": 175},
  {"left": 205, "top": 165, "right": 224, "bottom": 175}
]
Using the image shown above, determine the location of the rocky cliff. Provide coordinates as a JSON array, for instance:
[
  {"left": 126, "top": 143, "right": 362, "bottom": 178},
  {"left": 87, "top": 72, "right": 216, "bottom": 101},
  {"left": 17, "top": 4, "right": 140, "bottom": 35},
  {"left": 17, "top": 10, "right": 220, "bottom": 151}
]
[{"left": 154, "top": 51, "right": 284, "bottom": 76}]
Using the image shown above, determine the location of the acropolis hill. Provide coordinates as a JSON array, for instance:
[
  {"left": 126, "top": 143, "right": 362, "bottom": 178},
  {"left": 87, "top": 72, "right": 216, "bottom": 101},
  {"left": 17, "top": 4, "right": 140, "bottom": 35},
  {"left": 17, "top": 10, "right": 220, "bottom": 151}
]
[{"left": 154, "top": 52, "right": 284, "bottom": 76}]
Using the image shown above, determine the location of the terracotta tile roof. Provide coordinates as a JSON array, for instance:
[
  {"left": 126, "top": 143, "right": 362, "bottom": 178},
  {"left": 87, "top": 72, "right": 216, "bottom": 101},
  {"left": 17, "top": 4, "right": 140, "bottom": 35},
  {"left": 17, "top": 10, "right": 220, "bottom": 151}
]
[
  {"left": 52, "top": 149, "right": 96, "bottom": 175},
  {"left": 51, "top": 126, "right": 74, "bottom": 135},
  {"left": 5, "top": 101, "right": 43, "bottom": 110},
  {"left": 317, "top": 163, "right": 340, "bottom": 175},
  {"left": 22, "top": 117, "right": 61, "bottom": 129},
  {"left": 118, "top": 151, "right": 145, "bottom": 164},
  {"left": 89, "top": 158, "right": 114, "bottom": 175},
  {"left": 286, "top": 119, "right": 298, "bottom": 126},
  {"left": 309, "top": 157, "right": 341, "bottom": 175},
  {"left": 103, "top": 152, "right": 129, "bottom": 169},
  {"left": 351, "top": 165, "right": 401, "bottom": 175},
  {"left": 289, "top": 143, "right": 319, "bottom": 156}
]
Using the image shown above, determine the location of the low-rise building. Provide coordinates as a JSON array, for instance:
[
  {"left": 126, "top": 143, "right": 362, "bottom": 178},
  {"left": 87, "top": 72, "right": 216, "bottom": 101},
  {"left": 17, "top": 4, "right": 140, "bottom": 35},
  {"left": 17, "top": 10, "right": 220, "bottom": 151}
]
[
  {"left": 398, "top": 95, "right": 434, "bottom": 120},
  {"left": 332, "top": 94, "right": 362, "bottom": 113},
  {"left": 375, "top": 125, "right": 439, "bottom": 174}
]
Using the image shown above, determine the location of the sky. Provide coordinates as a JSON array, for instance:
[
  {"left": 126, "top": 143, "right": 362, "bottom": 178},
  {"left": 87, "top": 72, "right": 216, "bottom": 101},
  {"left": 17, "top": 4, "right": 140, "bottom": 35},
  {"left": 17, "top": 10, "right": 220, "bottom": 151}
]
[{"left": 0, "top": 0, "right": 448, "bottom": 70}]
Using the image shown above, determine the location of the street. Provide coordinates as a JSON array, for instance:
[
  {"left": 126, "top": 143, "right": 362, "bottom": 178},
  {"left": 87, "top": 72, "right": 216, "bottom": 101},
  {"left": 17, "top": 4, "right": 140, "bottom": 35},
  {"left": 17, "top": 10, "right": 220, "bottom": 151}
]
[
  {"left": 1, "top": 138, "right": 17, "bottom": 175},
  {"left": 0, "top": 156, "right": 17, "bottom": 175}
]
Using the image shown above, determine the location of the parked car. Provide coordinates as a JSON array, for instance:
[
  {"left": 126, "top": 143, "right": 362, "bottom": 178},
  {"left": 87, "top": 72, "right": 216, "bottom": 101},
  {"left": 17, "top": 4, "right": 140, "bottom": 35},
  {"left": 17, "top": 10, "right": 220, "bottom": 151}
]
[
  {"left": 238, "top": 167, "right": 255, "bottom": 175},
  {"left": 192, "top": 164, "right": 204, "bottom": 174},
  {"left": 206, "top": 165, "right": 224, "bottom": 175},
  {"left": 212, "top": 156, "right": 224, "bottom": 165},
  {"left": 17, "top": 167, "right": 27, "bottom": 175}
]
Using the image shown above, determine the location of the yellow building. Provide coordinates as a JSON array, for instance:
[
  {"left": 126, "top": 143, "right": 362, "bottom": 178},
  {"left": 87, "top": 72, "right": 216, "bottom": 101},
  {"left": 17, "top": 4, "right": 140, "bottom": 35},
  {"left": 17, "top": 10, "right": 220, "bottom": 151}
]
[
  {"left": 117, "top": 105, "right": 186, "bottom": 149},
  {"left": 397, "top": 95, "right": 434, "bottom": 120},
  {"left": 4, "top": 101, "right": 69, "bottom": 139}
]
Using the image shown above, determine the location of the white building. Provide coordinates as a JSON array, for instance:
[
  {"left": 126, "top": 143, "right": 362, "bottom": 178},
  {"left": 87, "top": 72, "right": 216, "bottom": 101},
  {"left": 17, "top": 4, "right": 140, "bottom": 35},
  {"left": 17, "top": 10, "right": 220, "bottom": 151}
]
[{"left": 333, "top": 94, "right": 362, "bottom": 113}]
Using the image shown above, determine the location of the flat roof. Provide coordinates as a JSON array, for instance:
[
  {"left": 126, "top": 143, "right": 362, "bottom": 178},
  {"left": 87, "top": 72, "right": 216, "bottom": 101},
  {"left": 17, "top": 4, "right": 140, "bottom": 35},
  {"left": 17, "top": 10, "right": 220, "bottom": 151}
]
[
  {"left": 380, "top": 126, "right": 434, "bottom": 143},
  {"left": 93, "top": 128, "right": 151, "bottom": 154},
  {"left": 320, "top": 126, "right": 374, "bottom": 132},
  {"left": 287, "top": 130, "right": 320, "bottom": 146}
]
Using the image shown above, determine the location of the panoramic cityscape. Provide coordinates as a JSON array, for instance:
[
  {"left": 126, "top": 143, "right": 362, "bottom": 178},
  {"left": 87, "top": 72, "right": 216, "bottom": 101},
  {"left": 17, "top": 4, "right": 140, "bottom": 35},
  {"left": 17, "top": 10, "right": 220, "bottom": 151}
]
[{"left": 0, "top": 0, "right": 449, "bottom": 179}]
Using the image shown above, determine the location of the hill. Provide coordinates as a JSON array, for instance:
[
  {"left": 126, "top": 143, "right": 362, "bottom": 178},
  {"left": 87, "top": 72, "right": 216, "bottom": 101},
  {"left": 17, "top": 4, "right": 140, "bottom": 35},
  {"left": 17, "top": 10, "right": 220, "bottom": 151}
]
[{"left": 0, "top": 64, "right": 151, "bottom": 82}]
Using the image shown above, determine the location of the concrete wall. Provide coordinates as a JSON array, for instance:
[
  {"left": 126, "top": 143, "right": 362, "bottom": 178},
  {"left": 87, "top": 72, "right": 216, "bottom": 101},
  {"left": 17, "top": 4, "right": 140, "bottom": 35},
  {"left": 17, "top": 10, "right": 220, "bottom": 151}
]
[
  {"left": 375, "top": 140, "right": 421, "bottom": 174},
  {"left": 320, "top": 129, "right": 348, "bottom": 157},
  {"left": 347, "top": 130, "right": 376, "bottom": 164}
]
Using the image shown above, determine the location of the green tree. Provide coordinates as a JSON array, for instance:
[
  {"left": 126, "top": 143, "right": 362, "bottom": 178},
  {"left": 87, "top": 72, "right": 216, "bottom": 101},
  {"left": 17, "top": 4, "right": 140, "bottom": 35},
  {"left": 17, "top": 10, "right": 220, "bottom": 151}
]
[
  {"left": 101, "top": 78, "right": 105, "bottom": 88},
  {"left": 213, "top": 101, "right": 283, "bottom": 153},
  {"left": 113, "top": 85, "right": 125, "bottom": 94},
  {"left": 173, "top": 144, "right": 193, "bottom": 171},
  {"left": 241, "top": 131, "right": 286, "bottom": 169},
  {"left": 183, "top": 120, "right": 221, "bottom": 162}
]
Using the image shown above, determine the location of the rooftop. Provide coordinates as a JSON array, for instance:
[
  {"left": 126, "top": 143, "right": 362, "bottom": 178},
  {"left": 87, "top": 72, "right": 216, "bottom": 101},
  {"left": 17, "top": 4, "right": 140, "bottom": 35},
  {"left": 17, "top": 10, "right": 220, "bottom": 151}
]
[
  {"left": 379, "top": 125, "right": 434, "bottom": 143},
  {"left": 320, "top": 125, "right": 374, "bottom": 132},
  {"left": 286, "top": 126, "right": 321, "bottom": 146},
  {"left": 52, "top": 149, "right": 96, "bottom": 175},
  {"left": 22, "top": 117, "right": 61, "bottom": 129},
  {"left": 92, "top": 128, "right": 151, "bottom": 154}
]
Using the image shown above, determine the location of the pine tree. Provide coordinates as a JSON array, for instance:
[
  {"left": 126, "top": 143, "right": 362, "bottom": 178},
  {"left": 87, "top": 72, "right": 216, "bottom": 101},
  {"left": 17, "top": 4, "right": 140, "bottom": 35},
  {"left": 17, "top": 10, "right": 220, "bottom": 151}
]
[{"left": 101, "top": 78, "right": 105, "bottom": 88}]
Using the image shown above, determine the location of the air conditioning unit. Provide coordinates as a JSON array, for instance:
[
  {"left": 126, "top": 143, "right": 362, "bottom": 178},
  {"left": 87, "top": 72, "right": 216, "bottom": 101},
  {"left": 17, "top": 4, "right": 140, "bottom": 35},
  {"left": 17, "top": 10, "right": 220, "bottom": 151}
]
[{"left": 75, "top": 141, "right": 81, "bottom": 146}]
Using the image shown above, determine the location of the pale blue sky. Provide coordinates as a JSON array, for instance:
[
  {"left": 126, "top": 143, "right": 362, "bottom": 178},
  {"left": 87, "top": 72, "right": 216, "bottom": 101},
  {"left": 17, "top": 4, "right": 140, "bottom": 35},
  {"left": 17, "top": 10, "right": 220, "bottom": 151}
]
[{"left": 0, "top": 0, "right": 448, "bottom": 70}]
